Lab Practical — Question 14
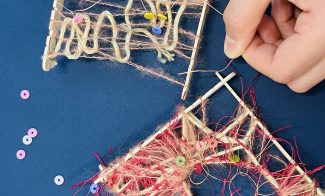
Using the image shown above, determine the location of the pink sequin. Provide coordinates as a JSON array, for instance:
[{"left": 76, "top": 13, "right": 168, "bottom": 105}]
[
  {"left": 20, "top": 90, "right": 30, "bottom": 100},
  {"left": 16, "top": 150, "right": 26, "bottom": 160},
  {"left": 73, "top": 15, "right": 84, "bottom": 24},
  {"left": 28, "top": 128, "right": 38, "bottom": 138}
]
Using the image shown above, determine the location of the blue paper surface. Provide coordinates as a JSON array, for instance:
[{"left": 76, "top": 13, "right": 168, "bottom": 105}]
[{"left": 0, "top": 0, "right": 324, "bottom": 195}]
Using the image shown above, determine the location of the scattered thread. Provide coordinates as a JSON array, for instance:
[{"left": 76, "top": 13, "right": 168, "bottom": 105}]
[{"left": 74, "top": 105, "right": 324, "bottom": 195}]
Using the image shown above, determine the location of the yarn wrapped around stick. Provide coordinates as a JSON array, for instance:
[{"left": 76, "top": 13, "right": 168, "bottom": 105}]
[{"left": 42, "top": 0, "right": 208, "bottom": 88}]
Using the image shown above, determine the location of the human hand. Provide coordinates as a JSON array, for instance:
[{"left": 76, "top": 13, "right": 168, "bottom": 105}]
[{"left": 223, "top": 0, "right": 325, "bottom": 92}]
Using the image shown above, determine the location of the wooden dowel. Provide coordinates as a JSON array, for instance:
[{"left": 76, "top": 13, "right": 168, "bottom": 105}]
[
  {"left": 181, "top": 0, "right": 209, "bottom": 100},
  {"left": 186, "top": 113, "right": 237, "bottom": 143}
]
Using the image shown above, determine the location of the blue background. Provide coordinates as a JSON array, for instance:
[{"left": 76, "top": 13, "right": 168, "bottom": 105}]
[{"left": 0, "top": 0, "right": 324, "bottom": 195}]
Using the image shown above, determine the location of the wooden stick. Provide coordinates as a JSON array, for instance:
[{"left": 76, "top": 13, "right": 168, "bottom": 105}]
[
  {"left": 215, "top": 72, "right": 324, "bottom": 195},
  {"left": 186, "top": 113, "right": 237, "bottom": 143},
  {"left": 187, "top": 113, "right": 211, "bottom": 134},
  {"left": 184, "top": 72, "right": 236, "bottom": 114},
  {"left": 181, "top": 0, "right": 209, "bottom": 100},
  {"left": 42, "top": 0, "right": 65, "bottom": 71}
]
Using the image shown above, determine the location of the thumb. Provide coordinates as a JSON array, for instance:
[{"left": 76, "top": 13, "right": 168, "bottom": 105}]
[{"left": 223, "top": 0, "right": 271, "bottom": 58}]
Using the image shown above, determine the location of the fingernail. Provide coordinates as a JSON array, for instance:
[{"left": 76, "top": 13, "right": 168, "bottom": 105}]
[{"left": 225, "top": 35, "right": 237, "bottom": 57}]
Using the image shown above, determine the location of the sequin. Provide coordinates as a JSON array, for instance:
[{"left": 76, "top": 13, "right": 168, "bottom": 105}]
[
  {"left": 175, "top": 156, "right": 186, "bottom": 167},
  {"left": 54, "top": 175, "right": 64, "bottom": 185},
  {"left": 16, "top": 150, "right": 26, "bottom": 160},
  {"left": 20, "top": 90, "right": 30, "bottom": 100},
  {"left": 152, "top": 26, "right": 162, "bottom": 35}
]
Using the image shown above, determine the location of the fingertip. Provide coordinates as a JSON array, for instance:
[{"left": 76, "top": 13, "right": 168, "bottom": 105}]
[
  {"left": 288, "top": 84, "right": 310, "bottom": 93},
  {"left": 224, "top": 35, "right": 244, "bottom": 58}
]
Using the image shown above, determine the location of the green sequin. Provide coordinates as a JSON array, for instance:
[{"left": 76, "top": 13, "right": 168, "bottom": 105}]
[{"left": 175, "top": 156, "right": 186, "bottom": 167}]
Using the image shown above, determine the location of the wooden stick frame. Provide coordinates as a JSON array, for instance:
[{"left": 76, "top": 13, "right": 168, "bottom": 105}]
[
  {"left": 42, "top": 0, "right": 211, "bottom": 78},
  {"left": 95, "top": 72, "right": 324, "bottom": 195}
]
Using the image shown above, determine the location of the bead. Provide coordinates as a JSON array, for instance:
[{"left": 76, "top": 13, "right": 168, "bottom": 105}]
[
  {"left": 54, "top": 175, "right": 64, "bottom": 185},
  {"left": 175, "top": 156, "right": 186, "bottom": 167},
  {"left": 90, "top": 183, "right": 99, "bottom": 194},
  {"left": 228, "top": 154, "right": 240, "bottom": 163},
  {"left": 208, "top": 139, "right": 217, "bottom": 149},
  {"left": 27, "top": 128, "right": 38, "bottom": 138},
  {"left": 20, "top": 90, "right": 30, "bottom": 100},
  {"left": 144, "top": 12, "right": 155, "bottom": 20},
  {"left": 152, "top": 26, "right": 162, "bottom": 35},
  {"left": 16, "top": 150, "right": 26, "bottom": 160},
  {"left": 157, "top": 13, "right": 167, "bottom": 21},
  {"left": 22, "top": 135, "right": 32, "bottom": 145},
  {"left": 73, "top": 15, "right": 84, "bottom": 24}
]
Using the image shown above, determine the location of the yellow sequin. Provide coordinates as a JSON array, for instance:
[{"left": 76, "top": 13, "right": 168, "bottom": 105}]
[
  {"left": 144, "top": 12, "right": 155, "bottom": 20},
  {"left": 157, "top": 13, "right": 167, "bottom": 21},
  {"left": 228, "top": 154, "right": 240, "bottom": 163}
]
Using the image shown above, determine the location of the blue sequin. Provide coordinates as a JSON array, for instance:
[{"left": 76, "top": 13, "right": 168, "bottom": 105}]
[
  {"left": 90, "top": 183, "right": 99, "bottom": 194},
  {"left": 152, "top": 26, "right": 162, "bottom": 35}
]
